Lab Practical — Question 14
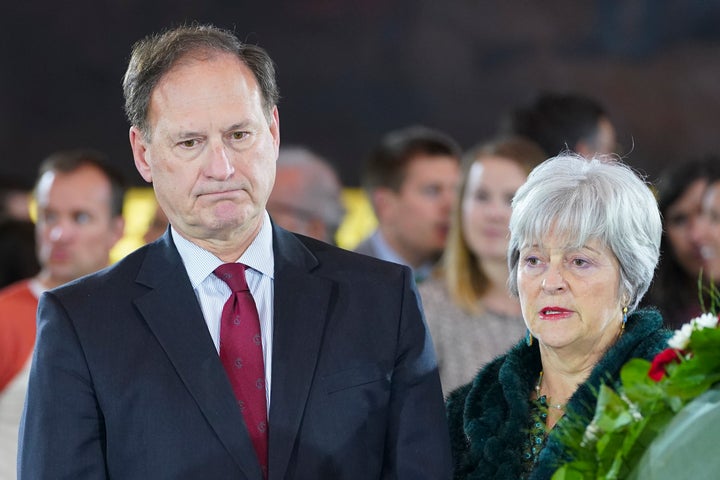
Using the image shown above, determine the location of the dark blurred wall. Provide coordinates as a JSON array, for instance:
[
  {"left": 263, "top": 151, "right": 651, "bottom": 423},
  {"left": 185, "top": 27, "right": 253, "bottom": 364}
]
[{"left": 3, "top": 0, "right": 720, "bottom": 188}]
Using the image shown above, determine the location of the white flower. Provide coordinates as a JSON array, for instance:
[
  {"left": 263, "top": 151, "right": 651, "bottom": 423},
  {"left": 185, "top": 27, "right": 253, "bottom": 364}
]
[
  {"left": 581, "top": 421, "right": 600, "bottom": 447},
  {"left": 668, "top": 323, "right": 694, "bottom": 350},
  {"left": 691, "top": 312, "right": 719, "bottom": 330},
  {"left": 668, "top": 313, "right": 719, "bottom": 350},
  {"left": 621, "top": 392, "right": 643, "bottom": 422}
]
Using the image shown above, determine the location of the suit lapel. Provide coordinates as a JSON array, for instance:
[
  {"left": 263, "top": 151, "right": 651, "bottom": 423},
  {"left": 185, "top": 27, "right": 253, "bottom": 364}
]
[
  {"left": 268, "top": 227, "right": 333, "bottom": 480},
  {"left": 133, "top": 233, "right": 263, "bottom": 479}
]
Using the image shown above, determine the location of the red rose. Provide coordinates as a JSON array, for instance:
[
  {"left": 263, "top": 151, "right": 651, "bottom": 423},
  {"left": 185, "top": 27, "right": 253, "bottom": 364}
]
[{"left": 648, "top": 348, "right": 683, "bottom": 382}]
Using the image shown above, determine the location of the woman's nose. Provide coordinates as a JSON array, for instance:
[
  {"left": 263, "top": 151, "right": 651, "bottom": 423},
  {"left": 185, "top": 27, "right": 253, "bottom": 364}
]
[{"left": 541, "top": 267, "right": 566, "bottom": 292}]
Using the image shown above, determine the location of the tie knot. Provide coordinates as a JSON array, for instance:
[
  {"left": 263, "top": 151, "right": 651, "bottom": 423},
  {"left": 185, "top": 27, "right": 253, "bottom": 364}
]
[{"left": 214, "top": 263, "right": 250, "bottom": 293}]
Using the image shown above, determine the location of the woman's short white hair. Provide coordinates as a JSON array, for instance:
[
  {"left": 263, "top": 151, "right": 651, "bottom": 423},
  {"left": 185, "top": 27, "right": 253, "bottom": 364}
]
[{"left": 507, "top": 153, "right": 661, "bottom": 311}]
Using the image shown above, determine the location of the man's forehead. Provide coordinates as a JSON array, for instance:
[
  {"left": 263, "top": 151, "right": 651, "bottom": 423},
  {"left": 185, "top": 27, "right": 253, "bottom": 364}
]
[
  {"left": 147, "top": 55, "right": 262, "bottom": 131},
  {"left": 403, "top": 155, "right": 458, "bottom": 181},
  {"left": 38, "top": 168, "right": 110, "bottom": 200},
  {"left": 155, "top": 51, "right": 251, "bottom": 93}
]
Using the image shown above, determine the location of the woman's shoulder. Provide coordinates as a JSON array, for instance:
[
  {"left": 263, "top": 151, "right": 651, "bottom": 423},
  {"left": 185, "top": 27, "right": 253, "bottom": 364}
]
[
  {"left": 446, "top": 341, "right": 535, "bottom": 415},
  {"left": 417, "top": 275, "right": 450, "bottom": 303},
  {"left": 627, "top": 308, "right": 671, "bottom": 358},
  {"left": 446, "top": 353, "right": 505, "bottom": 417},
  {"left": 446, "top": 343, "right": 538, "bottom": 479}
]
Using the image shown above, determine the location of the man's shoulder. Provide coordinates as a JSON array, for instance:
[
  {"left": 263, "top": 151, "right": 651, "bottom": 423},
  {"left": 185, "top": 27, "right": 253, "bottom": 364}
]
[{"left": 293, "top": 233, "right": 409, "bottom": 278}]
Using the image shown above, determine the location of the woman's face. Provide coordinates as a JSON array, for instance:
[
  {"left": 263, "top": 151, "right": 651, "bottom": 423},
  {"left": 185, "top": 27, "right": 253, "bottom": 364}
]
[
  {"left": 696, "top": 181, "right": 720, "bottom": 281},
  {"left": 665, "top": 179, "right": 707, "bottom": 277},
  {"left": 517, "top": 232, "right": 625, "bottom": 357},
  {"left": 461, "top": 155, "right": 528, "bottom": 263}
]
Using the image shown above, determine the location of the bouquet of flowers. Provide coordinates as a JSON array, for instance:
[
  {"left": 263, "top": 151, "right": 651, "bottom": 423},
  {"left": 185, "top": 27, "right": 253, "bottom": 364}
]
[{"left": 551, "top": 284, "right": 720, "bottom": 479}]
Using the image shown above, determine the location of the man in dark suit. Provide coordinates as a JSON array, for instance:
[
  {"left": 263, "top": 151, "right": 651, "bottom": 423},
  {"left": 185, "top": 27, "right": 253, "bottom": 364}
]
[{"left": 18, "top": 24, "right": 451, "bottom": 479}]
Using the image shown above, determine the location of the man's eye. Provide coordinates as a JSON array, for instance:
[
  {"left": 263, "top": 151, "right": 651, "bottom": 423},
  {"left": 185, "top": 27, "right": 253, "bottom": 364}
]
[
  {"left": 231, "top": 131, "right": 248, "bottom": 140},
  {"left": 41, "top": 212, "right": 57, "bottom": 224},
  {"left": 180, "top": 139, "right": 197, "bottom": 148},
  {"left": 75, "top": 212, "right": 91, "bottom": 224},
  {"left": 421, "top": 185, "right": 440, "bottom": 196}
]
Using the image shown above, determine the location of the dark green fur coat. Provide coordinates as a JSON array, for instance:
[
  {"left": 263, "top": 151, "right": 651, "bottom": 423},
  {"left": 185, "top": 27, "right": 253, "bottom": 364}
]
[{"left": 445, "top": 309, "right": 670, "bottom": 480}]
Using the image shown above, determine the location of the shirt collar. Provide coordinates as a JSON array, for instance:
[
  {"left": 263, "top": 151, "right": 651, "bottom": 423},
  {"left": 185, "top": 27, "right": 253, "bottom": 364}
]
[
  {"left": 171, "top": 211, "right": 275, "bottom": 289},
  {"left": 370, "top": 230, "right": 434, "bottom": 281}
]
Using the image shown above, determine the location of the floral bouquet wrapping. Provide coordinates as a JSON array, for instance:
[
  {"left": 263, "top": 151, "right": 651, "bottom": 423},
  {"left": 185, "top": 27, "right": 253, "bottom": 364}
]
[{"left": 552, "top": 291, "right": 720, "bottom": 479}]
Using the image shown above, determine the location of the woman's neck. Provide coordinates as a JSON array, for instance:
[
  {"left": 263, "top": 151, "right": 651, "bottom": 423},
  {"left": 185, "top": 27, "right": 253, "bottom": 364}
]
[{"left": 538, "top": 350, "right": 597, "bottom": 405}]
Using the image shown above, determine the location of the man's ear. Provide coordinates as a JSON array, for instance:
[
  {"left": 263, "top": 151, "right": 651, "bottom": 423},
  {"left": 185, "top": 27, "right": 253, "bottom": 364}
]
[
  {"left": 269, "top": 106, "right": 280, "bottom": 152},
  {"left": 109, "top": 217, "right": 126, "bottom": 249},
  {"left": 372, "top": 187, "right": 397, "bottom": 222},
  {"left": 129, "top": 126, "right": 153, "bottom": 183}
]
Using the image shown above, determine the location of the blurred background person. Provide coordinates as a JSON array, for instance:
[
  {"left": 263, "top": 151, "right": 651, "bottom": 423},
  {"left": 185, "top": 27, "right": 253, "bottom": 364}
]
[
  {"left": 0, "top": 176, "right": 32, "bottom": 222},
  {"left": 0, "top": 219, "right": 39, "bottom": 289},
  {"left": 695, "top": 167, "right": 720, "bottom": 284},
  {"left": 0, "top": 149, "right": 125, "bottom": 479},
  {"left": 500, "top": 92, "right": 617, "bottom": 158},
  {"left": 355, "top": 125, "right": 461, "bottom": 282},
  {"left": 446, "top": 155, "right": 667, "bottom": 479},
  {"left": 643, "top": 157, "right": 720, "bottom": 329},
  {"left": 419, "top": 136, "right": 546, "bottom": 394},
  {"left": 266, "top": 145, "right": 345, "bottom": 244},
  {"left": 143, "top": 201, "right": 169, "bottom": 244}
]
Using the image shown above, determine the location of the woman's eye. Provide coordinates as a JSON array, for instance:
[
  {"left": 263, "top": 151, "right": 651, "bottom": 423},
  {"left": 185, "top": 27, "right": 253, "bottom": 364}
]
[
  {"left": 525, "top": 256, "right": 541, "bottom": 266},
  {"left": 572, "top": 258, "right": 589, "bottom": 267}
]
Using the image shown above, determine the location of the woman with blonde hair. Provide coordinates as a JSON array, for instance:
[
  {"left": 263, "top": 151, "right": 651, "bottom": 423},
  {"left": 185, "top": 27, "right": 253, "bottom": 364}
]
[{"left": 419, "top": 136, "right": 545, "bottom": 394}]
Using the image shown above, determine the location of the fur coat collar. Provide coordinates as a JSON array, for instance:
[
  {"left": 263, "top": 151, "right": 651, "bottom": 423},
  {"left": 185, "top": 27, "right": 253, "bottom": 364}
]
[{"left": 446, "top": 309, "right": 670, "bottom": 480}]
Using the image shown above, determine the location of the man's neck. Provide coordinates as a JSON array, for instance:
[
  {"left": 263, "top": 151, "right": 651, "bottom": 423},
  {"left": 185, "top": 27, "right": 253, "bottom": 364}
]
[
  {"left": 174, "top": 217, "right": 264, "bottom": 264},
  {"left": 376, "top": 229, "right": 433, "bottom": 270},
  {"left": 35, "top": 272, "right": 63, "bottom": 291}
]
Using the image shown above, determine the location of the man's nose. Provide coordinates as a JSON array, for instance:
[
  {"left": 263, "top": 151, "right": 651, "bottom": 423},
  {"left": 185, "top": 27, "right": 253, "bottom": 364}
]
[
  {"left": 49, "top": 222, "right": 72, "bottom": 242},
  {"left": 204, "top": 144, "right": 235, "bottom": 180}
]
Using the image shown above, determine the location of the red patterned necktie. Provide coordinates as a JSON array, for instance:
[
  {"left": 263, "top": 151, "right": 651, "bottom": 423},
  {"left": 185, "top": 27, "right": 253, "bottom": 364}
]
[{"left": 214, "top": 263, "right": 268, "bottom": 477}]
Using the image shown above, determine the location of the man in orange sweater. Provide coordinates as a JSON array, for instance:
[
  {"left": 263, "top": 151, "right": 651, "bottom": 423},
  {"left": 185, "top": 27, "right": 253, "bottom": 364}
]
[{"left": 0, "top": 149, "right": 125, "bottom": 478}]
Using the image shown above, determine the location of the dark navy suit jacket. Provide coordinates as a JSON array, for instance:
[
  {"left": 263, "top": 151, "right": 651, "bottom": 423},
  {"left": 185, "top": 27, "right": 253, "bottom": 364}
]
[{"left": 19, "top": 224, "right": 451, "bottom": 479}]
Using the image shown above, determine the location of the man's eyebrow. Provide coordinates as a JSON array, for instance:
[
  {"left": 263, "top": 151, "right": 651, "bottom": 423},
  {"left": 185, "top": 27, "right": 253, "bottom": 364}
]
[{"left": 225, "top": 121, "right": 251, "bottom": 132}]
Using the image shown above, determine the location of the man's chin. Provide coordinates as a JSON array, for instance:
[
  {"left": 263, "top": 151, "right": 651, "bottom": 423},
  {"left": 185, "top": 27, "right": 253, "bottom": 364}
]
[{"left": 204, "top": 212, "right": 262, "bottom": 236}]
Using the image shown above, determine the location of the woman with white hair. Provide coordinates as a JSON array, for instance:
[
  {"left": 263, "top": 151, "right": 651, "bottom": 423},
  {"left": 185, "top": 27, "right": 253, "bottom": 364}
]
[{"left": 446, "top": 154, "right": 670, "bottom": 479}]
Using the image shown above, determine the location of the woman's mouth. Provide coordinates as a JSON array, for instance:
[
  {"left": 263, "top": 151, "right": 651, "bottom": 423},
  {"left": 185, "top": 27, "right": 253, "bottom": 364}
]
[{"left": 540, "top": 307, "right": 573, "bottom": 319}]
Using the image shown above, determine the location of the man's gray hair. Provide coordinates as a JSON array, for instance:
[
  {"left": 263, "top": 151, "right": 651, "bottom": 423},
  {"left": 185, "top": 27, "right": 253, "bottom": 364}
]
[{"left": 122, "top": 24, "right": 279, "bottom": 140}]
